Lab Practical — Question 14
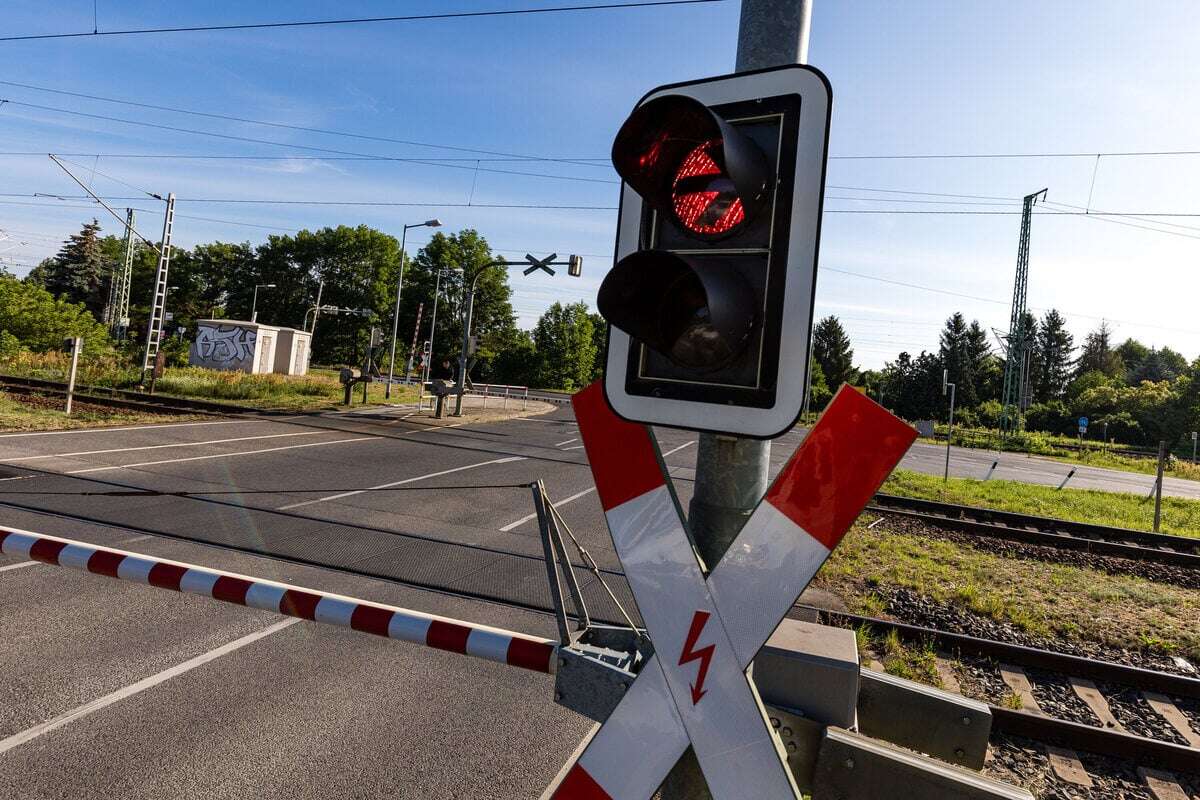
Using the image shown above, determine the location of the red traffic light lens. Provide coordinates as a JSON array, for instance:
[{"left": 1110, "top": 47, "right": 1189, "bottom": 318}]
[{"left": 672, "top": 139, "right": 745, "bottom": 237}]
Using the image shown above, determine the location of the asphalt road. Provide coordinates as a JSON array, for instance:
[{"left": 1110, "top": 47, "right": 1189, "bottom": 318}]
[{"left": 0, "top": 400, "right": 1195, "bottom": 798}]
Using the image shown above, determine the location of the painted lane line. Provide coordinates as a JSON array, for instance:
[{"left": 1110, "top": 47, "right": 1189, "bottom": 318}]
[
  {"left": 514, "top": 417, "right": 577, "bottom": 425},
  {"left": 0, "top": 560, "right": 37, "bottom": 573},
  {"left": 65, "top": 436, "right": 375, "bottom": 475},
  {"left": 3, "top": 431, "right": 323, "bottom": 462},
  {"left": 554, "top": 438, "right": 578, "bottom": 447},
  {"left": 0, "top": 618, "right": 300, "bottom": 756},
  {"left": 498, "top": 486, "right": 597, "bottom": 532},
  {"left": 0, "top": 419, "right": 257, "bottom": 439},
  {"left": 0, "top": 475, "right": 33, "bottom": 482},
  {"left": 277, "top": 455, "right": 527, "bottom": 510},
  {"left": 660, "top": 440, "right": 696, "bottom": 458},
  {"left": 561, "top": 445, "right": 586, "bottom": 451}
]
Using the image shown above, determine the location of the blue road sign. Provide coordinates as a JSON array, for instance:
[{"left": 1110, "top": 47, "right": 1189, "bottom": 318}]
[{"left": 1079, "top": 416, "right": 1088, "bottom": 429}]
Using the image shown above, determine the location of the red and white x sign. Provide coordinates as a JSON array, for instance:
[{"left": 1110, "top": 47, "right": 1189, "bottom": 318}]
[{"left": 547, "top": 383, "right": 916, "bottom": 800}]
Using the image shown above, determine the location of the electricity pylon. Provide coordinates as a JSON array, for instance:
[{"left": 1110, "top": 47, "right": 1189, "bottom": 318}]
[{"left": 999, "top": 188, "right": 1047, "bottom": 433}]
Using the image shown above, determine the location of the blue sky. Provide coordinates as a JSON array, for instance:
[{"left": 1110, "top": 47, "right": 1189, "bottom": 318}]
[{"left": 2, "top": 1, "right": 1199, "bottom": 368}]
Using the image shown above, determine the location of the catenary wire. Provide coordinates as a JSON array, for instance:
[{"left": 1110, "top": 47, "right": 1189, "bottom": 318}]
[{"left": 0, "top": 1, "right": 723, "bottom": 42}]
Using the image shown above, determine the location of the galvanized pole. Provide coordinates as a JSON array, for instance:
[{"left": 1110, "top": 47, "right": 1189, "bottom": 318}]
[
  {"left": 944, "top": 382, "right": 956, "bottom": 482},
  {"left": 454, "top": 286, "right": 476, "bottom": 417},
  {"left": 665, "top": 2, "right": 812, "bottom": 796},
  {"left": 1154, "top": 440, "right": 1166, "bottom": 532},
  {"left": 419, "top": 268, "right": 445, "bottom": 403},
  {"left": 385, "top": 225, "right": 410, "bottom": 400},
  {"left": 687, "top": 0, "right": 811, "bottom": 569}
]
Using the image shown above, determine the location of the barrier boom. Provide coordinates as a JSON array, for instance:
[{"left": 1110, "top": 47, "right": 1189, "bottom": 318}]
[{"left": 0, "top": 526, "right": 558, "bottom": 674}]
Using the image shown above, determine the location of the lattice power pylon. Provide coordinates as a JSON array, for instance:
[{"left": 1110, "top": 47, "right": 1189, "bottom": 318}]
[
  {"left": 105, "top": 208, "right": 136, "bottom": 340},
  {"left": 999, "top": 188, "right": 1047, "bottom": 433}
]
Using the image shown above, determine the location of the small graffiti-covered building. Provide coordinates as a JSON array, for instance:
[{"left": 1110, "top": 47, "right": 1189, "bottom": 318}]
[{"left": 189, "top": 320, "right": 310, "bottom": 376}]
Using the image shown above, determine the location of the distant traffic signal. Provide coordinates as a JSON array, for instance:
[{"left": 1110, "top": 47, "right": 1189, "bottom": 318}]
[{"left": 599, "top": 65, "right": 832, "bottom": 438}]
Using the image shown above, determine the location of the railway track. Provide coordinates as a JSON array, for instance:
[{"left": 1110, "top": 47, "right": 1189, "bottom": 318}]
[
  {"left": 813, "top": 608, "right": 1200, "bottom": 790},
  {"left": 868, "top": 492, "right": 1200, "bottom": 568},
  {"left": 0, "top": 373, "right": 279, "bottom": 417}
]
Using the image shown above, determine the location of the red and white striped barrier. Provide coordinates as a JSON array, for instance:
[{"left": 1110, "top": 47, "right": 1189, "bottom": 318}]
[
  {"left": 548, "top": 383, "right": 916, "bottom": 800},
  {"left": 0, "top": 527, "right": 558, "bottom": 675}
]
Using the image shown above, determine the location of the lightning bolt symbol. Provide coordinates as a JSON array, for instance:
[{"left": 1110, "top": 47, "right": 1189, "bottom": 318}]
[{"left": 678, "top": 610, "right": 716, "bottom": 705}]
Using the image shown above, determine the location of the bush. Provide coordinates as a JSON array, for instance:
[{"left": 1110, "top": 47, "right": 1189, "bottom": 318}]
[{"left": 0, "top": 275, "right": 111, "bottom": 356}]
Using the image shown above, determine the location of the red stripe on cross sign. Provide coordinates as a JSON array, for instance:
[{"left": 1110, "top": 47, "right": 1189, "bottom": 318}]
[
  {"left": 572, "top": 382, "right": 666, "bottom": 511},
  {"left": 764, "top": 384, "right": 916, "bottom": 551}
]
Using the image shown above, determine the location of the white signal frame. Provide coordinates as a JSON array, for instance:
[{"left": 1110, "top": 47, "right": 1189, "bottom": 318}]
[{"left": 603, "top": 64, "right": 831, "bottom": 439}]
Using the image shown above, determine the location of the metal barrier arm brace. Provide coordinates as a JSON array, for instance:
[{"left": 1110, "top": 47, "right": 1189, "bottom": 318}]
[
  {"left": 549, "top": 383, "right": 917, "bottom": 800},
  {"left": 0, "top": 527, "right": 558, "bottom": 675}
]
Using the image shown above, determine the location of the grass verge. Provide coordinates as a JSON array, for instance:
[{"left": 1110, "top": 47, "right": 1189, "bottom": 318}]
[
  {"left": 817, "top": 521, "right": 1200, "bottom": 661},
  {"left": 882, "top": 467, "right": 1200, "bottom": 537},
  {"left": 150, "top": 367, "right": 419, "bottom": 410},
  {"left": 0, "top": 391, "right": 195, "bottom": 432}
]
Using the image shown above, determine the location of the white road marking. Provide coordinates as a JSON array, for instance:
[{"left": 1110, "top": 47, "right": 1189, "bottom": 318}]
[
  {"left": 513, "top": 417, "right": 577, "bottom": 425},
  {"left": 498, "top": 486, "right": 597, "bottom": 532},
  {"left": 277, "top": 455, "right": 527, "bottom": 510},
  {"left": 561, "top": 445, "right": 586, "bottom": 450},
  {"left": 661, "top": 440, "right": 696, "bottom": 458},
  {"left": 65, "top": 436, "right": 374, "bottom": 475},
  {"left": 0, "top": 475, "right": 33, "bottom": 482},
  {"left": 118, "top": 534, "right": 152, "bottom": 544},
  {"left": 0, "top": 560, "right": 37, "bottom": 573},
  {"left": 0, "top": 419, "right": 256, "bottom": 439},
  {"left": 554, "top": 438, "right": 578, "bottom": 447},
  {"left": 3, "top": 431, "right": 322, "bottom": 462},
  {"left": 0, "top": 618, "right": 300, "bottom": 755}
]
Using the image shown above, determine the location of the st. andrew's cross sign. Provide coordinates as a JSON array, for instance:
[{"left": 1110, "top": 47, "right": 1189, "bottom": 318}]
[{"left": 547, "top": 383, "right": 917, "bottom": 800}]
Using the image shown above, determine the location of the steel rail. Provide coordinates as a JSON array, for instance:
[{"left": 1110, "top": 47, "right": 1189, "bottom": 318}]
[
  {"left": 808, "top": 608, "right": 1200, "bottom": 700},
  {"left": 989, "top": 706, "right": 1200, "bottom": 774},
  {"left": 868, "top": 492, "right": 1200, "bottom": 567}
]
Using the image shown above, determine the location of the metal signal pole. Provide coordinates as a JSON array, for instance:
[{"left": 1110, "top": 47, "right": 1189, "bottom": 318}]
[{"left": 664, "top": 2, "right": 812, "bottom": 797}]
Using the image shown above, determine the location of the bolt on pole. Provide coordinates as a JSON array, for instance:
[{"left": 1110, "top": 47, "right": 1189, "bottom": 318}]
[{"left": 664, "top": 2, "right": 812, "bottom": 797}]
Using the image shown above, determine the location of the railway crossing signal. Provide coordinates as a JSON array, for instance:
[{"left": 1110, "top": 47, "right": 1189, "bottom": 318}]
[
  {"left": 548, "top": 384, "right": 916, "bottom": 799},
  {"left": 598, "top": 65, "right": 832, "bottom": 438}
]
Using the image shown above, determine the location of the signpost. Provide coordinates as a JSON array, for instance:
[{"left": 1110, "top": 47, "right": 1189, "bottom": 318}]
[
  {"left": 1078, "top": 416, "right": 1088, "bottom": 447},
  {"left": 1192, "top": 430, "right": 1197, "bottom": 464},
  {"left": 546, "top": 384, "right": 916, "bottom": 799}
]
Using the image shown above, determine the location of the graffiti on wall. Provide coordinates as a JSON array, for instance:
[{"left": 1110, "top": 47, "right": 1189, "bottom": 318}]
[{"left": 190, "top": 323, "right": 257, "bottom": 371}]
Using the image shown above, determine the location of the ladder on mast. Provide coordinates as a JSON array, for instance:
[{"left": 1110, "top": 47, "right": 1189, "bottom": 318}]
[{"left": 141, "top": 195, "right": 175, "bottom": 380}]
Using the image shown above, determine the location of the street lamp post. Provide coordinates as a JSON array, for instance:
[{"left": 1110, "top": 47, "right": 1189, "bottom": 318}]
[
  {"left": 453, "top": 254, "right": 581, "bottom": 416},
  {"left": 251, "top": 283, "right": 276, "bottom": 323},
  {"left": 943, "top": 368, "right": 957, "bottom": 482},
  {"left": 386, "top": 219, "right": 442, "bottom": 400}
]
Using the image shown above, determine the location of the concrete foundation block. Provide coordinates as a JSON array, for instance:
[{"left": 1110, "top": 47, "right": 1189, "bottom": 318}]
[
  {"left": 753, "top": 619, "right": 859, "bottom": 729},
  {"left": 813, "top": 727, "right": 1034, "bottom": 800},
  {"left": 857, "top": 667, "right": 993, "bottom": 769}
]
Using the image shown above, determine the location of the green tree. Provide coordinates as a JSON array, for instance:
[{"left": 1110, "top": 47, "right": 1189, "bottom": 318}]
[
  {"left": 1116, "top": 338, "right": 1149, "bottom": 380},
  {"left": 404, "top": 230, "right": 516, "bottom": 380},
  {"left": 1034, "top": 309, "right": 1074, "bottom": 401},
  {"left": 807, "top": 357, "right": 832, "bottom": 412},
  {"left": 812, "top": 315, "right": 856, "bottom": 388},
  {"left": 533, "top": 301, "right": 597, "bottom": 391},
  {"left": 0, "top": 274, "right": 110, "bottom": 355},
  {"left": 589, "top": 312, "right": 607, "bottom": 382},
  {"left": 1075, "top": 321, "right": 1124, "bottom": 379},
  {"left": 1131, "top": 349, "right": 1177, "bottom": 384},
  {"left": 248, "top": 226, "right": 401, "bottom": 365},
  {"left": 26, "top": 220, "right": 108, "bottom": 317},
  {"left": 939, "top": 312, "right": 978, "bottom": 407}
]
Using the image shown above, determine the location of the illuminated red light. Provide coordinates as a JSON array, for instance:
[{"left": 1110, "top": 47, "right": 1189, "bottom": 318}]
[{"left": 670, "top": 139, "right": 745, "bottom": 237}]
